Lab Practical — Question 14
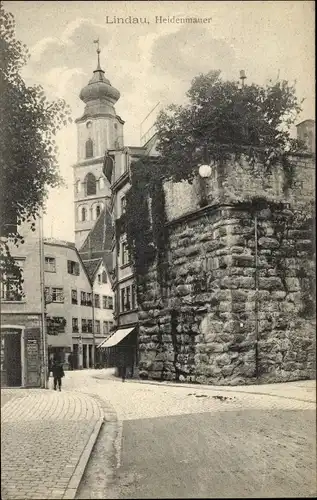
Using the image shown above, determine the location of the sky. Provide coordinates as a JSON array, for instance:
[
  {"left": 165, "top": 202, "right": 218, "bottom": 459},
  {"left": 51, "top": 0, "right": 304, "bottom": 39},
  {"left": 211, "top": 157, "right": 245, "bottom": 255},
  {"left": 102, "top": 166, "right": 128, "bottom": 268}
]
[{"left": 5, "top": 0, "right": 315, "bottom": 241}]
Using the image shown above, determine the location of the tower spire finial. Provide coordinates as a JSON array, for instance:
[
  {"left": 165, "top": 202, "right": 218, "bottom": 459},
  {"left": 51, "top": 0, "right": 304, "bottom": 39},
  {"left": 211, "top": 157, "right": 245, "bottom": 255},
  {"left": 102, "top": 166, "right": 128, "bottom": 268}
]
[{"left": 93, "top": 38, "right": 101, "bottom": 70}]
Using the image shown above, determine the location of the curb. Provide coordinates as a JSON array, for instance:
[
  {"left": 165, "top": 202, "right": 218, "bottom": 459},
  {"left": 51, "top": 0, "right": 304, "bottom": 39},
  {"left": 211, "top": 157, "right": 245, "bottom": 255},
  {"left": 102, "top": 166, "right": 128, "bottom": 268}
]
[{"left": 62, "top": 416, "right": 104, "bottom": 500}]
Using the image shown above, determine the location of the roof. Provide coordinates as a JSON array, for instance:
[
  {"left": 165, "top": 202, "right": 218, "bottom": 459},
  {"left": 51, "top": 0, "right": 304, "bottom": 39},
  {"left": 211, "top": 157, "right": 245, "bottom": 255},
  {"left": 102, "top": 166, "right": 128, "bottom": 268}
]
[
  {"left": 79, "top": 206, "right": 114, "bottom": 276},
  {"left": 44, "top": 238, "right": 76, "bottom": 248},
  {"left": 296, "top": 119, "right": 315, "bottom": 127},
  {"left": 82, "top": 258, "right": 102, "bottom": 282}
]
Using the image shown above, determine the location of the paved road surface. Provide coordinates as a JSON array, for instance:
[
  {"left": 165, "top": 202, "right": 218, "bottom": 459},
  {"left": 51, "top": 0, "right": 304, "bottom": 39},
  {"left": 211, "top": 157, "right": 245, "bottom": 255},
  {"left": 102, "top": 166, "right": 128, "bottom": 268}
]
[
  {"left": 1, "top": 388, "right": 102, "bottom": 500},
  {"left": 62, "top": 370, "right": 316, "bottom": 499}
]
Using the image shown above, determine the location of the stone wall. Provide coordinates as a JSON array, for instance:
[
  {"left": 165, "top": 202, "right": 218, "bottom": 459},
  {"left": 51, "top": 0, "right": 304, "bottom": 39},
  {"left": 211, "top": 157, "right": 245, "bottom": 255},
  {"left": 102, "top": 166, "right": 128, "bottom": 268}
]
[{"left": 136, "top": 154, "right": 315, "bottom": 385}]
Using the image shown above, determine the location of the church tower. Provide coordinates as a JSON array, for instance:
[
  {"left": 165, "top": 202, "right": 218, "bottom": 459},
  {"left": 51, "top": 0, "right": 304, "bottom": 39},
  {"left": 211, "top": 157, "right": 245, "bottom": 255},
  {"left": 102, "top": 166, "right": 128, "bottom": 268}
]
[{"left": 73, "top": 42, "right": 124, "bottom": 248}]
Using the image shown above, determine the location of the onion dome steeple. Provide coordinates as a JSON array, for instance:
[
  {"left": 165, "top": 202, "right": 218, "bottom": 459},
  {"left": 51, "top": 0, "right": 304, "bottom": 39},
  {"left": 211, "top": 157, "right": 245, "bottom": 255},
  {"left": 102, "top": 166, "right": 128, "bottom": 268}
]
[{"left": 79, "top": 40, "right": 120, "bottom": 112}]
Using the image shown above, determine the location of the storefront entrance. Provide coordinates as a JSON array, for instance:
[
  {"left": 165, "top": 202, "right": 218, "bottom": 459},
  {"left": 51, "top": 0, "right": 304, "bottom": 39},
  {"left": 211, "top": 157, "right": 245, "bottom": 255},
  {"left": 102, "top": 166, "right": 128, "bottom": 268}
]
[{"left": 2, "top": 331, "right": 22, "bottom": 387}]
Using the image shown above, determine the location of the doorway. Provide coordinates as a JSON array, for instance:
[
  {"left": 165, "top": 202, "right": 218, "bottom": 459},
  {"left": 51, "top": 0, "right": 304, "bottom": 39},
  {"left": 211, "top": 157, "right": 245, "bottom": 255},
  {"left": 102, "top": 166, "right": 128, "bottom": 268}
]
[
  {"left": 73, "top": 344, "right": 79, "bottom": 370},
  {"left": 88, "top": 345, "right": 92, "bottom": 368},
  {"left": 83, "top": 344, "right": 87, "bottom": 368},
  {"left": 4, "top": 332, "right": 22, "bottom": 386}
]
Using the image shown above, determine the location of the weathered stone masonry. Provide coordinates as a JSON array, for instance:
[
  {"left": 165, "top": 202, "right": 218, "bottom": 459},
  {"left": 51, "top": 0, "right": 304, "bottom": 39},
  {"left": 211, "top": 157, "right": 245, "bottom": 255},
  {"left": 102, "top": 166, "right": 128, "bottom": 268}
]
[{"left": 137, "top": 154, "right": 316, "bottom": 385}]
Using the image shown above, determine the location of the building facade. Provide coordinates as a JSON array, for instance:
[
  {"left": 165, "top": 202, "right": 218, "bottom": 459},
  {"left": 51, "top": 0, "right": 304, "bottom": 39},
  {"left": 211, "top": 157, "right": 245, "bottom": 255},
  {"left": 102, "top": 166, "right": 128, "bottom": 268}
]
[
  {"left": 1, "top": 219, "right": 44, "bottom": 388},
  {"left": 44, "top": 238, "right": 112, "bottom": 369},
  {"left": 82, "top": 256, "right": 114, "bottom": 365}
]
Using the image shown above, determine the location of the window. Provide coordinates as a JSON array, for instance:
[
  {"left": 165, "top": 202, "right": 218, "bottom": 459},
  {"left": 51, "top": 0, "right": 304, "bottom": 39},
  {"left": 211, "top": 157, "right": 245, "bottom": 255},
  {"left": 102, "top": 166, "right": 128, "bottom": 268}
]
[
  {"left": 121, "top": 240, "right": 129, "bottom": 266},
  {"left": 51, "top": 287, "right": 64, "bottom": 303},
  {"left": 102, "top": 271, "right": 107, "bottom": 283},
  {"left": 85, "top": 138, "right": 94, "bottom": 158},
  {"left": 119, "top": 285, "right": 136, "bottom": 312},
  {"left": 96, "top": 205, "right": 101, "bottom": 218},
  {"left": 85, "top": 172, "right": 97, "bottom": 196},
  {"left": 95, "top": 320, "right": 100, "bottom": 334},
  {"left": 102, "top": 295, "right": 113, "bottom": 309},
  {"left": 71, "top": 289, "right": 78, "bottom": 305},
  {"left": 109, "top": 321, "right": 114, "bottom": 331},
  {"left": 132, "top": 284, "right": 137, "bottom": 309},
  {"left": 82, "top": 319, "right": 87, "bottom": 333},
  {"left": 121, "top": 196, "right": 126, "bottom": 215},
  {"left": 81, "top": 291, "right": 86, "bottom": 305},
  {"left": 45, "top": 257, "right": 56, "bottom": 272},
  {"left": 103, "top": 321, "right": 108, "bottom": 334},
  {"left": 72, "top": 318, "right": 79, "bottom": 333},
  {"left": 126, "top": 286, "right": 131, "bottom": 310},
  {"left": 121, "top": 288, "right": 125, "bottom": 312},
  {"left": 86, "top": 292, "right": 92, "bottom": 307},
  {"left": 67, "top": 260, "right": 80, "bottom": 276},
  {"left": 94, "top": 294, "right": 100, "bottom": 308},
  {"left": 81, "top": 207, "right": 87, "bottom": 222},
  {"left": 98, "top": 274, "right": 102, "bottom": 285},
  {"left": 87, "top": 319, "right": 93, "bottom": 333},
  {"left": 47, "top": 316, "right": 66, "bottom": 335},
  {"left": 0, "top": 258, "right": 25, "bottom": 301}
]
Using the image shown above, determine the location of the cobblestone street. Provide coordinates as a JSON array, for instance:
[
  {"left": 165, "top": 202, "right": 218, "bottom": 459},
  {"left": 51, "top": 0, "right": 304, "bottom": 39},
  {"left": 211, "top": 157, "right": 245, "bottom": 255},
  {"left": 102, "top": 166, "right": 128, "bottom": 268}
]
[
  {"left": 1, "top": 373, "right": 316, "bottom": 499},
  {"left": 1, "top": 388, "right": 103, "bottom": 500},
  {"left": 64, "top": 370, "right": 316, "bottom": 499}
]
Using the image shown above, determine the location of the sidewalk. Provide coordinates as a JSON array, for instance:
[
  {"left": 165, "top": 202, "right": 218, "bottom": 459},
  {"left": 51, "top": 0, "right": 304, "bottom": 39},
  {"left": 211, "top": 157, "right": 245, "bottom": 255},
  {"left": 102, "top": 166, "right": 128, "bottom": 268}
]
[
  {"left": 1, "top": 388, "right": 104, "bottom": 500},
  {"left": 93, "top": 368, "right": 316, "bottom": 403}
]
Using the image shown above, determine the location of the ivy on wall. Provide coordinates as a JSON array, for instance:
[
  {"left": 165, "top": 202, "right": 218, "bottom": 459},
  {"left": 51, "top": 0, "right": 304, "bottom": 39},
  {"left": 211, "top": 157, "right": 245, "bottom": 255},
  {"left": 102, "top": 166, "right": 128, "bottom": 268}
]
[{"left": 125, "top": 157, "right": 168, "bottom": 286}]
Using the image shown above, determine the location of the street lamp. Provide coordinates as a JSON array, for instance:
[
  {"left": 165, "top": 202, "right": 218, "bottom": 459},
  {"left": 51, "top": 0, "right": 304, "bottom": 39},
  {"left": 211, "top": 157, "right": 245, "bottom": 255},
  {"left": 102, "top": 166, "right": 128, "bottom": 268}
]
[{"left": 198, "top": 162, "right": 212, "bottom": 207}]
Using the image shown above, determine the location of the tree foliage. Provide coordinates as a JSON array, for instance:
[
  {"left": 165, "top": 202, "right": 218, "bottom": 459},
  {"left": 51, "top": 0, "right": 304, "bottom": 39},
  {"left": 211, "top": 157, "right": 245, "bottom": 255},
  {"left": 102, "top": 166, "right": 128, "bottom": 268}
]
[
  {"left": 0, "top": 5, "right": 71, "bottom": 282},
  {"left": 156, "top": 70, "right": 305, "bottom": 182}
]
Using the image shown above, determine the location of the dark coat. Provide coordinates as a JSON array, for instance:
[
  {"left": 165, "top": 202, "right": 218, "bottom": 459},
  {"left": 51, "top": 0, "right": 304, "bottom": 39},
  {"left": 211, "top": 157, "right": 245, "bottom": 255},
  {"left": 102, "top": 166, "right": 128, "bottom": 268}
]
[{"left": 52, "top": 362, "right": 64, "bottom": 378}]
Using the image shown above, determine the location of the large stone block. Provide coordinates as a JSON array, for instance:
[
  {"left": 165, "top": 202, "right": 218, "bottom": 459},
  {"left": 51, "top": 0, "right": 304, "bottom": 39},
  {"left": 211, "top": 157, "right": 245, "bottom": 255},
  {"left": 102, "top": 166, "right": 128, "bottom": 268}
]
[
  {"left": 258, "top": 237, "right": 279, "bottom": 249},
  {"left": 258, "top": 277, "right": 283, "bottom": 291}
]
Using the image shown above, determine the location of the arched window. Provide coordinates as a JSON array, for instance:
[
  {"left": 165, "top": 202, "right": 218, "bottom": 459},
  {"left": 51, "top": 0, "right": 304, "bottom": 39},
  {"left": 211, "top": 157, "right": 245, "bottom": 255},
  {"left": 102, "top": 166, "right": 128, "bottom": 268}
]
[
  {"left": 85, "top": 173, "right": 97, "bottom": 196},
  {"left": 96, "top": 205, "right": 101, "bottom": 218},
  {"left": 85, "top": 138, "right": 94, "bottom": 158},
  {"left": 81, "top": 207, "right": 87, "bottom": 222},
  {"left": 99, "top": 177, "right": 104, "bottom": 190}
]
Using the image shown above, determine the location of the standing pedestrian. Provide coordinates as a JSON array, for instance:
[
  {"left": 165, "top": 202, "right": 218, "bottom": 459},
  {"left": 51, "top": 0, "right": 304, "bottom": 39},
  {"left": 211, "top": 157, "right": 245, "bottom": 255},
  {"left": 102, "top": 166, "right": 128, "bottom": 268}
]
[{"left": 52, "top": 357, "right": 65, "bottom": 391}]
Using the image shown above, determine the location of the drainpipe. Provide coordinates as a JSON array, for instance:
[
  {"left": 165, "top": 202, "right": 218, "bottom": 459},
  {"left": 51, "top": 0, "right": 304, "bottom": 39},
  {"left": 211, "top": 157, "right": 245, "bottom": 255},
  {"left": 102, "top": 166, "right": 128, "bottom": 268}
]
[
  {"left": 254, "top": 213, "right": 259, "bottom": 379},
  {"left": 39, "top": 213, "right": 48, "bottom": 389}
]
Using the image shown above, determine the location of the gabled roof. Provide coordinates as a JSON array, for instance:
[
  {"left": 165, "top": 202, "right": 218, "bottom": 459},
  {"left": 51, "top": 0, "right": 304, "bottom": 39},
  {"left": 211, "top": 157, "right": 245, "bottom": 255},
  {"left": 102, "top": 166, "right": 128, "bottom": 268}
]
[
  {"left": 79, "top": 206, "right": 114, "bottom": 260},
  {"left": 79, "top": 205, "right": 114, "bottom": 282},
  {"left": 82, "top": 258, "right": 102, "bottom": 282}
]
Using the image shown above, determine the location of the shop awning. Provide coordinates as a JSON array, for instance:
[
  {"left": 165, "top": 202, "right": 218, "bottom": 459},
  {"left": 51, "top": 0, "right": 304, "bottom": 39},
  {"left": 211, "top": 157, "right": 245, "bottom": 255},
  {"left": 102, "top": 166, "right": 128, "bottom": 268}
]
[{"left": 97, "top": 327, "right": 135, "bottom": 349}]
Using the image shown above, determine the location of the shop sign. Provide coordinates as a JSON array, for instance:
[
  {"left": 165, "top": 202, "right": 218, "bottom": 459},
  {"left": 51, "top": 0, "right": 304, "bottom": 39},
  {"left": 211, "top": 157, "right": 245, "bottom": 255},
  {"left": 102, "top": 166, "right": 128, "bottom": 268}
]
[{"left": 27, "top": 340, "right": 39, "bottom": 370}]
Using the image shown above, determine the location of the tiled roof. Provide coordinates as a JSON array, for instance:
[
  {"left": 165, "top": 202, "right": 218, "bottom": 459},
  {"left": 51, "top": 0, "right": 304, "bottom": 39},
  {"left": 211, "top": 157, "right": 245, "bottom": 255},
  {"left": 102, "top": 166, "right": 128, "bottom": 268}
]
[
  {"left": 82, "top": 258, "right": 102, "bottom": 282},
  {"left": 79, "top": 206, "right": 114, "bottom": 277}
]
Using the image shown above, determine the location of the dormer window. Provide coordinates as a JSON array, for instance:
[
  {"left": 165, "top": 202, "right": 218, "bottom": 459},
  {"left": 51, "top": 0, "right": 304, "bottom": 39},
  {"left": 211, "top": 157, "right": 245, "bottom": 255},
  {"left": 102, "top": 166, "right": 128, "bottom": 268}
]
[{"left": 85, "top": 138, "right": 94, "bottom": 158}]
